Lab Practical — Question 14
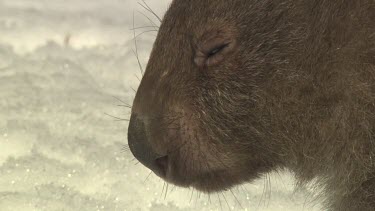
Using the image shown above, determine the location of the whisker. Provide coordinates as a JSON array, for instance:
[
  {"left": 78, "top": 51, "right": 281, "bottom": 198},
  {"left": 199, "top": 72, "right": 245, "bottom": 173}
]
[
  {"left": 195, "top": 190, "right": 200, "bottom": 206},
  {"left": 134, "top": 73, "right": 142, "bottom": 82},
  {"left": 170, "top": 185, "right": 177, "bottom": 193},
  {"left": 104, "top": 113, "right": 130, "bottom": 121},
  {"left": 217, "top": 193, "right": 223, "bottom": 211},
  {"left": 190, "top": 188, "right": 194, "bottom": 203},
  {"left": 132, "top": 11, "right": 144, "bottom": 76},
  {"left": 230, "top": 189, "right": 243, "bottom": 209},
  {"left": 144, "top": 171, "right": 153, "bottom": 183},
  {"left": 122, "top": 145, "right": 130, "bottom": 152},
  {"left": 259, "top": 175, "right": 267, "bottom": 208},
  {"left": 240, "top": 184, "right": 249, "bottom": 193},
  {"left": 161, "top": 181, "right": 166, "bottom": 199},
  {"left": 117, "top": 104, "right": 132, "bottom": 109},
  {"left": 164, "top": 183, "right": 169, "bottom": 199},
  {"left": 139, "top": 0, "right": 162, "bottom": 22},
  {"left": 137, "top": 11, "right": 159, "bottom": 31},
  {"left": 267, "top": 173, "right": 272, "bottom": 206},
  {"left": 130, "top": 25, "right": 158, "bottom": 30},
  {"left": 111, "top": 96, "right": 132, "bottom": 108},
  {"left": 221, "top": 192, "right": 231, "bottom": 210},
  {"left": 135, "top": 29, "right": 158, "bottom": 39}
]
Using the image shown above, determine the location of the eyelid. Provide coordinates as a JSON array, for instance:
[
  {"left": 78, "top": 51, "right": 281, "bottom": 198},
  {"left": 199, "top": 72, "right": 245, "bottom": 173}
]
[
  {"left": 194, "top": 31, "right": 236, "bottom": 68},
  {"left": 201, "top": 38, "right": 231, "bottom": 54},
  {"left": 207, "top": 43, "right": 231, "bottom": 56}
]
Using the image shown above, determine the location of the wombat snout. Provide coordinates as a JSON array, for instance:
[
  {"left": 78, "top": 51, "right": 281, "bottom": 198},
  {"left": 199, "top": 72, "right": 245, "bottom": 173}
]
[{"left": 128, "top": 114, "right": 169, "bottom": 177}]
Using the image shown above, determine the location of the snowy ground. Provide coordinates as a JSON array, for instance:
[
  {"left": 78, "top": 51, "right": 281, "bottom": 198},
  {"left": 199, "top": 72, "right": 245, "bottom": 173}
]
[{"left": 0, "top": 1, "right": 322, "bottom": 210}]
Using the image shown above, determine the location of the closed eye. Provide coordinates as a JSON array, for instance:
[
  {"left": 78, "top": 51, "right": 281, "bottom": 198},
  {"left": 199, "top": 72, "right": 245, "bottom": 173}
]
[
  {"left": 207, "top": 43, "right": 230, "bottom": 57},
  {"left": 194, "top": 31, "right": 236, "bottom": 68}
]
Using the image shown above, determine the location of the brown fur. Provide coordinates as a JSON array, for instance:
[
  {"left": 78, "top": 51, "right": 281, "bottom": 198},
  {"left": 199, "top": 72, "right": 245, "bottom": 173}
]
[{"left": 128, "top": 0, "right": 375, "bottom": 210}]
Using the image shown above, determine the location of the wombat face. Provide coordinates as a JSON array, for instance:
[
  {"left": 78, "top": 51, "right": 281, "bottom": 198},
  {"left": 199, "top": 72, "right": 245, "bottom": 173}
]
[{"left": 128, "top": 0, "right": 295, "bottom": 192}]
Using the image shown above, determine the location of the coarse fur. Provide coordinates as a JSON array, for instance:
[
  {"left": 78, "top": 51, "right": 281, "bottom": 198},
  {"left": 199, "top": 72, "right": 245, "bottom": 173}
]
[{"left": 128, "top": 0, "right": 375, "bottom": 210}]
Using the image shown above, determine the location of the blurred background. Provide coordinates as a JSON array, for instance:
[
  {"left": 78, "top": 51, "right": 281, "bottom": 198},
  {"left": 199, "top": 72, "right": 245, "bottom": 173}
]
[{"left": 0, "top": 0, "right": 322, "bottom": 210}]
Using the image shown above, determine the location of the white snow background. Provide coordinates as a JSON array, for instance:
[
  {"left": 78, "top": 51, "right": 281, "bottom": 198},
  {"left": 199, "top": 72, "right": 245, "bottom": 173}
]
[{"left": 0, "top": 0, "right": 323, "bottom": 210}]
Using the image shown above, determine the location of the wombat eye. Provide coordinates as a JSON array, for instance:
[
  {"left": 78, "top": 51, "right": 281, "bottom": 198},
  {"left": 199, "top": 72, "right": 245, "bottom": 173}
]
[
  {"left": 194, "top": 31, "right": 236, "bottom": 68},
  {"left": 207, "top": 43, "right": 229, "bottom": 57}
]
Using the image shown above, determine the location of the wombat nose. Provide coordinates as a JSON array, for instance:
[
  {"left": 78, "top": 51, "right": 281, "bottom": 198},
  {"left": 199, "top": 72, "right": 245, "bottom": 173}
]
[
  {"left": 154, "top": 155, "right": 168, "bottom": 177},
  {"left": 128, "top": 114, "right": 168, "bottom": 177}
]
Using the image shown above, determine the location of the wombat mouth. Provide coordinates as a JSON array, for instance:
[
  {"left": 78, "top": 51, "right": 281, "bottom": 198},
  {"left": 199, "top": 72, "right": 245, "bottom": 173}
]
[
  {"left": 161, "top": 158, "right": 242, "bottom": 193},
  {"left": 128, "top": 110, "right": 257, "bottom": 193}
]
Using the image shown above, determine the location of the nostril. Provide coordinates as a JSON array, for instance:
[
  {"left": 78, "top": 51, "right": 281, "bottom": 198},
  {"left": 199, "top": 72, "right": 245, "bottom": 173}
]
[
  {"left": 128, "top": 113, "right": 170, "bottom": 178},
  {"left": 154, "top": 155, "right": 169, "bottom": 177}
]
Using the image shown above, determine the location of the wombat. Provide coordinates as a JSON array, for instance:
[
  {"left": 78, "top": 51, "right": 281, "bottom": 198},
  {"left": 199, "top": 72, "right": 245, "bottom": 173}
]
[{"left": 128, "top": 1, "right": 375, "bottom": 210}]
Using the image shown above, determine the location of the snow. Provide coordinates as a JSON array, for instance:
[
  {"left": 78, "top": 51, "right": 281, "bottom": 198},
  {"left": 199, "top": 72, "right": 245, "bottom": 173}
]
[{"left": 0, "top": 0, "right": 322, "bottom": 210}]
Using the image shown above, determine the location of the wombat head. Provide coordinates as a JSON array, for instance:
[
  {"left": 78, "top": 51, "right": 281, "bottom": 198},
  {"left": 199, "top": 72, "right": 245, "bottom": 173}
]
[{"left": 128, "top": 0, "right": 304, "bottom": 192}]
